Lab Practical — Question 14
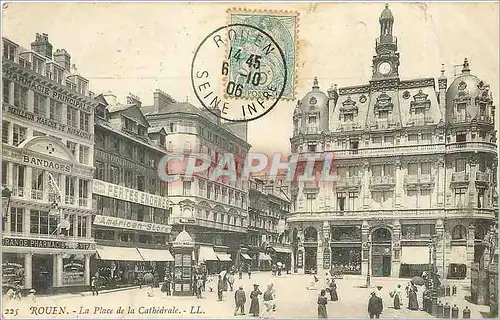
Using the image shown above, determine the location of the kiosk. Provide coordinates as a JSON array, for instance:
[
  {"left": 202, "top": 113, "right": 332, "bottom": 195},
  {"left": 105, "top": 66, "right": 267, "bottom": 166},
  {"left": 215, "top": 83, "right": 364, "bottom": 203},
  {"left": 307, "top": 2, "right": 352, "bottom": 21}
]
[{"left": 172, "top": 230, "right": 195, "bottom": 296}]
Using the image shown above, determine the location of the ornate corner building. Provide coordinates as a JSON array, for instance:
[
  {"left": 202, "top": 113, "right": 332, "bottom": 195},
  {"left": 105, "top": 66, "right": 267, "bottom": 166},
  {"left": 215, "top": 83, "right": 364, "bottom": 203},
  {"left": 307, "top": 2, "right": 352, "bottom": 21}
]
[
  {"left": 2, "top": 34, "right": 96, "bottom": 293},
  {"left": 287, "top": 5, "right": 498, "bottom": 279}
]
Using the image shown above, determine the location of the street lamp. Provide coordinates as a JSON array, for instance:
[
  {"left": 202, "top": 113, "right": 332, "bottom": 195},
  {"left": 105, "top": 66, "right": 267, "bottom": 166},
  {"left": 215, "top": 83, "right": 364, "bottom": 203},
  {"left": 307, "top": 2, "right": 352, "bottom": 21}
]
[
  {"left": 366, "top": 241, "right": 372, "bottom": 288},
  {"left": 427, "top": 235, "right": 439, "bottom": 315}
]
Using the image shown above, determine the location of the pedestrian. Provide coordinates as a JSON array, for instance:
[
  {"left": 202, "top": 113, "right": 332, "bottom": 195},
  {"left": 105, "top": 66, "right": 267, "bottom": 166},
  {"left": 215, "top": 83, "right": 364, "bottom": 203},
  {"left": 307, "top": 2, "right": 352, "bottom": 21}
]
[
  {"left": 239, "top": 267, "right": 243, "bottom": 280},
  {"left": 249, "top": 284, "right": 262, "bottom": 317},
  {"left": 262, "top": 283, "right": 276, "bottom": 318},
  {"left": 368, "top": 291, "right": 383, "bottom": 319},
  {"left": 197, "top": 277, "right": 204, "bottom": 299},
  {"left": 162, "top": 274, "right": 171, "bottom": 296},
  {"left": 234, "top": 286, "right": 246, "bottom": 316},
  {"left": 317, "top": 289, "right": 328, "bottom": 318},
  {"left": 217, "top": 275, "right": 224, "bottom": 301},
  {"left": 91, "top": 276, "right": 99, "bottom": 296},
  {"left": 390, "top": 284, "right": 402, "bottom": 309},
  {"left": 277, "top": 264, "right": 282, "bottom": 276},
  {"left": 248, "top": 268, "right": 252, "bottom": 279},
  {"left": 228, "top": 272, "right": 235, "bottom": 292},
  {"left": 329, "top": 278, "right": 338, "bottom": 301},
  {"left": 407, "top": 282, "right": 419, "bottom": 311}
]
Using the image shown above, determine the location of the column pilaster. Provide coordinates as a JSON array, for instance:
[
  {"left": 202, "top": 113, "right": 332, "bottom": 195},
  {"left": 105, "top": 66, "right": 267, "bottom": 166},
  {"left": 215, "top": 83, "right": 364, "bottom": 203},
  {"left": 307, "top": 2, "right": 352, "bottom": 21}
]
[
  {"left": 466, "top": 224, "right": 475, "bottom": 278},
  {"left": 361, "top": 220, "right": 369, "bottom": 276},
  {"left": 435, "top": 219, "right": 445, "bottom": 278},
  {"left": 27, "top": 90, "right": 34, "bottom": 112},
  {"left": 468, "top": 157, "right": 478, "bottom": 207},
  {"left": 297, "top": 227, "right": 305, "bottom": 274},
  {"left": 392, "top": 219, "right": 401, "bottom": 277},
  {"left": 8, "top": 81, "right": 14, "bottom": 104},
  {"left": 363, "top": 162, "right": 370, "bottom": 209},
  {"left": 395, "top": 160, "right": 402, "bottom": 207},
  {"left": 24, "top": 253, "right": 32, "bottom": 289},
  {"left": 84, "top": 254, "right": 91, "bottom": 286}
]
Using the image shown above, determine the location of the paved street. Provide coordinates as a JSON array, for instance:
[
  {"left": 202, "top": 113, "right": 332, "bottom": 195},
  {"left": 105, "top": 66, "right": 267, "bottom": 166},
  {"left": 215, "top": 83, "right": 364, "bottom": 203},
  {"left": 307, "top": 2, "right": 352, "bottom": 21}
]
[{"left": 3, "top": 273, "right": 490, "bottom": 319}]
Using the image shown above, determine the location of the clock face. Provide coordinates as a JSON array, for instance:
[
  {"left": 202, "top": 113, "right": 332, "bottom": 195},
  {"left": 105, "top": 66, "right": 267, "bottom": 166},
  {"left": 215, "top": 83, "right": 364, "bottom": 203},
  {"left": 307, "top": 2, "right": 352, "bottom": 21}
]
[{"left": 378, "top": 62, "right": 392, "bottom": 75}]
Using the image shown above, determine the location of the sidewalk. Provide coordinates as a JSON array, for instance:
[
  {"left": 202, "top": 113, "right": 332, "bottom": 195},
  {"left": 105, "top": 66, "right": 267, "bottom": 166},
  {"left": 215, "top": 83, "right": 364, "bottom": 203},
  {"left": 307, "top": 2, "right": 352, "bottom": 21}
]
[{"left": 36, "top": 285, "right": 142, "bottom": 300}]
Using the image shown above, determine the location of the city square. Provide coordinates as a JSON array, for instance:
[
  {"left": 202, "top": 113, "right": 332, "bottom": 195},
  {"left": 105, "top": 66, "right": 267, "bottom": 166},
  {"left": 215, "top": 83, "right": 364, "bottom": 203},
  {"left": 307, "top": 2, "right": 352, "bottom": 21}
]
[{"left": 1, "top": 2, "right": 499, "bottom": 319}]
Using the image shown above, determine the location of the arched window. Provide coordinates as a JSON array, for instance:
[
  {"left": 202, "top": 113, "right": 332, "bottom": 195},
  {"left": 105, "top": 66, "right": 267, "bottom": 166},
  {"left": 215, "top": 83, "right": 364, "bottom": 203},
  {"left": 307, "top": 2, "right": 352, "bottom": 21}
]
[
  {"left": 304, "top": 227, "right": 318, "bottom": 242},
  {"left": 474, "top": 225, "right": 485, "bottom": 240},
  {"left": 372, "top": 228, "right": 392, "bottom": 242},
  {"left": 452, "top": 225, "right": 467, "bottom": 240}
]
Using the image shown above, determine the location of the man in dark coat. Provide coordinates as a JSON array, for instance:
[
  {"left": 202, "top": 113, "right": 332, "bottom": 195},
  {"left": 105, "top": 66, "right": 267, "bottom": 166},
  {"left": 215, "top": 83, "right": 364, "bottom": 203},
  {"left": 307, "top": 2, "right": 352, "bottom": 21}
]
[
  {"left": 368, "top": 291, "right": 383, "bottom": 319},
  {"left": 234, "top": 286, "right": 247, "bottom": 316},
  {"left": 217, "top": 275, "right": 224, "bottom": 301}
]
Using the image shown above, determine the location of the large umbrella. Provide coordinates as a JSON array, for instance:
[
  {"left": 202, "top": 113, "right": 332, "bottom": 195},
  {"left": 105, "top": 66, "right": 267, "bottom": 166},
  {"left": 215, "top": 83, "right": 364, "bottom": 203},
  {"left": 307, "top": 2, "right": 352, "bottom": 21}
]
[
  {"left": 219, "top": 270, "right": 227, "bottom": 278},
  {"left": 143, "top": 272, "right": 154, "bottom": 283},
  {"left": 276, "top": 262, "right": 283, "bottom": 267},
  {"left": 411, "top": 276, "right": 425, "bottom": 286}
]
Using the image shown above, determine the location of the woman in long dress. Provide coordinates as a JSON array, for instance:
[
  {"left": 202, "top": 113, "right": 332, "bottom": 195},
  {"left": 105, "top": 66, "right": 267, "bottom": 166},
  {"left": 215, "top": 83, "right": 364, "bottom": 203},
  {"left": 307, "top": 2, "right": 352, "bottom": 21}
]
[
  {"left": 407, "top": 282, "right": 419, "bottom": 311},
  {"left": 392, "top": 284, "right": 402, "bottom": 309},
  {"left": 329, "top": 279, "right": 338, "bottom": 301},
  {"left": 249, "top": 284, "right": 262, "bottom": 317},
  {"left": 317, "top": 289, "right": 328, "bottom": 318},
  {"left": 262, "top": 283, "right": 276, "bottom": 319}
]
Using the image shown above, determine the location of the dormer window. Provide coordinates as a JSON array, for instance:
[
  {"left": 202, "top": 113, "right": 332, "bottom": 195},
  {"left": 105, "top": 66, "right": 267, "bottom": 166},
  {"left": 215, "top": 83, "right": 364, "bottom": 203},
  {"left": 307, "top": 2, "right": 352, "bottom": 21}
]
[
  {"left": 53, "top": 67, "right": 64, "bottom": 84},
  {"left": 3, "top": 41, "right": 17, "bottom": 61},
  {"left": 32, "top": 56, "right": 44, "bottom": 75},
  {"left": 95, "top": 106, "right": 106, "bottom": 120},
  {"left": 138, "top": 125, "right": 146, "bottom": 136},
  {"left": 124, "top": 117, "right": 135, "bottom": 132}
]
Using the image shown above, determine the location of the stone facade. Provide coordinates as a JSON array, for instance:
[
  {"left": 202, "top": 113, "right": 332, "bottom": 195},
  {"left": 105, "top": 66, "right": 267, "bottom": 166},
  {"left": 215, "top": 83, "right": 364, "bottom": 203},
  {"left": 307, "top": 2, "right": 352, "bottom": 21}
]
[{"left": 287, "top": 5, "right": 497, "bottom": 279}]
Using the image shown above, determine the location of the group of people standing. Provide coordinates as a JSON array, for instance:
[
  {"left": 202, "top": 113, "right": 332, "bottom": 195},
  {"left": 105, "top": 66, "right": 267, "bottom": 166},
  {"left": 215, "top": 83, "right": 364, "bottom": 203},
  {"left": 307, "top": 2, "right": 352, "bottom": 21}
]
[
  {"left": 317, "top": 277, "right": 339, "bottom": 318},
  {"left": 234, "top": 283, "right": 276, "bottom": 318}
]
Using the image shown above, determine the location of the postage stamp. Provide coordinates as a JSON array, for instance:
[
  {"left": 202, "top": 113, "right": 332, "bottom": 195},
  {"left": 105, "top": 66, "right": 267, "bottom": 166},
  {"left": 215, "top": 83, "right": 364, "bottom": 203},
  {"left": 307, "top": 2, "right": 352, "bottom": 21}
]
[
  {"left": 227, "top": 9, "right": 299, "bottom": 101},
  {"left": 191, "top": 23, "right": 288, "bottom": 122}
]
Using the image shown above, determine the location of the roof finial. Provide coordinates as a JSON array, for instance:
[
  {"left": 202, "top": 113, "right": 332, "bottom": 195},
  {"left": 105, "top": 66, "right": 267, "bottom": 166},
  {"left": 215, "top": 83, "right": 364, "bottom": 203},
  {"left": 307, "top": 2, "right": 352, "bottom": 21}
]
[
  {"left": 440, "top": 64, "right": 445, "bottom": 77},
  {"left": 385, "top": 3, "right": 389, "bottom": 9},
  {"left": 462, "top": 58, "right": 470, "bottom": 74},
  {"left": 313, "top": 77, "right": 319, "bottom": 89}
]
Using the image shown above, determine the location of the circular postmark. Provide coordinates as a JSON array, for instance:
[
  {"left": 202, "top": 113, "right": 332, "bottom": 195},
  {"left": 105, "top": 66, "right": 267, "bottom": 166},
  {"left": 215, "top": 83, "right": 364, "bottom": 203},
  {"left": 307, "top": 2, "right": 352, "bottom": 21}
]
[{"left": 191, "top": 24, "right": 288, "bottom": 122}]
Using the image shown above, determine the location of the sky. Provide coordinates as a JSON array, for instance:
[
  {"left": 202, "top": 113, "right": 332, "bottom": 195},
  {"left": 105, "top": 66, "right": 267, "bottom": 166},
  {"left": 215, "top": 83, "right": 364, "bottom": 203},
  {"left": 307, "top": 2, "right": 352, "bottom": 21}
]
[{"left": 2, "top": 2, "right": 499, "bottom": 155}]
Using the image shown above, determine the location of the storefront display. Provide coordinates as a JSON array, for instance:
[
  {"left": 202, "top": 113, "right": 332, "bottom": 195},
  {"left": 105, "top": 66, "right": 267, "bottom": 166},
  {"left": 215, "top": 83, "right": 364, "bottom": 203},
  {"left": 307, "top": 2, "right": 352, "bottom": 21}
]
[
  {"left": 331, "top": 247, "right": 362, "bottom": 274},
  {"left": 62, "top": 256, "right": 85, "bottom": 286},
  {"left": 2, "top": 253, "right": 25, "bottom": 290}
]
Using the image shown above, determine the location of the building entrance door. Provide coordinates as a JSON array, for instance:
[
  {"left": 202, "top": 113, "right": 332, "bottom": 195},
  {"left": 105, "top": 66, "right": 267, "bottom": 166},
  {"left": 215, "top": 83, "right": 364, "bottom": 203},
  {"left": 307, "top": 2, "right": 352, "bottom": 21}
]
[
  {"left": 32, "top": 254, "right": 53, "bottom": 293},
  {"left": 304, "top": 247, "right": 317, "bottom": 273},
  {"left": 371, "top": 227, "right": 392, "bottom": 277}
]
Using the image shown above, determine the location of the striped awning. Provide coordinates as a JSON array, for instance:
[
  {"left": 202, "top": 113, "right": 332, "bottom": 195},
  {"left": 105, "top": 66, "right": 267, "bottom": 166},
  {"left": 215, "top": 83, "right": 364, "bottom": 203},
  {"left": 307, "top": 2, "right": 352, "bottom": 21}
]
[
  {"left": 259, "top": 253, "right": 272, "bottom": 261},
  {"left": 198, "top": 246, "right": 218, "bottom": 262},
  {"left": 137, "top": 248, "right": 174, "bottom": 262},
  {"left": 96, "top": 245, "right": 144, "bottom": 261},
  {"left": 240, "top": 253, "right": 252, "bottom": 260},
  {"left": 216, "top": 252, "right": 232, "bottom": 262},
  {"left": 272, "top": 247, "right": 293, "bottom": 254}
]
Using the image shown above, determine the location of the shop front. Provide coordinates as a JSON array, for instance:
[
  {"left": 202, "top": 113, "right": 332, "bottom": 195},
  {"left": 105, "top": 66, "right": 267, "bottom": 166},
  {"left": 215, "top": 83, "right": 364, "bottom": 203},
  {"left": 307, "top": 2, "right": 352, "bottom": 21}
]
[
  {"left": 331, "top": 246, "right": 362, "bottom": 275},
  {"left": 399, "top": 245, "right": 431, "bottom": 278},
  {"left": 215, "top": 251, "right": 233, "bottom": 273},
  {"left": 197, "top": 245, "right": 218, "bottom": 274},
  {"left": 93, "top": 245, "right": 174, "bottom": 288},
  {"left": 270, "top": 246, "right": 292, "bottom": 272},
  {"left": 2, "top": 235, "right": 95, "bottom": 294},
  {"left": 258, "top": 252, "right": 272, "bottom": 271},
  {"left": 448, "top": 245, "right": 468, "bottom": 279}
]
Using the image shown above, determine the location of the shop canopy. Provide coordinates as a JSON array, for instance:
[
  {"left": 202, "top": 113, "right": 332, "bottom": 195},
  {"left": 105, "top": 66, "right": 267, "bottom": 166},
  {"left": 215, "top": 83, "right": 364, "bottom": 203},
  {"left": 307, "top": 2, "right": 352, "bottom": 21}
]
[
  {"left": 137, "top": 248, "right": 174, "bottom": 262},
  {"left": 198, "top": 246, "right": 218, "bottom": 262},
  {"left": 216, "top": 252, "right": 232, "bottom": 262},
  {"left": 240, "top": 253, "right": 252, "bottom": 260},
  {"left": 96, "top": 245, "right": 144, "bottom": 261},
  {"left": 259, "top": 253, "right": 272, "bottom": 261},
  {"left": 400, "top": 246, "right": 430, "bottom": 265},
  {"left": 271, "top": 247, "right": 293, "bottom": 254}
]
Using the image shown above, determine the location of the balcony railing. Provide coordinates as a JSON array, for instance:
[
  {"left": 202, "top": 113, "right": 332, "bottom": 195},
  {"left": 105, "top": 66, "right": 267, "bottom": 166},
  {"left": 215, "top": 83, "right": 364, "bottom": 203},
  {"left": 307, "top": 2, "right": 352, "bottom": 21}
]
[
  {"left": 452, "top": 172, "right": 469, "bottom": 183},
  {"left": 404, "top": 174, "right": 435, "bottom": 186},
  {"left": 4, "top": 185, "right": 94, "bottom": 209},
  {"left": 476, "top": 172, "right": 489, "bottom": 183},
  {"left": 370, "top": 175, "right": 395, "bottom": 186},
  {"left": 335, "top": 176, "right": 362, "bottom": 188},
  {"left": 447, "top": 142, "right": 497, "bottom": 152}
]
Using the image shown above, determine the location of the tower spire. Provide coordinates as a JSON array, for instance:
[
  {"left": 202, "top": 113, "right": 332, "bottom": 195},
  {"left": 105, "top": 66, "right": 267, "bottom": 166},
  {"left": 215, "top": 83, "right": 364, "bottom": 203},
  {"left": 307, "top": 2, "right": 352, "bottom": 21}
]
[
  {"left": 462, "top": 58, "right": 470, "bottom": 74},
  {"left": 312, "top": 77, "right": 319, "bottom": 89}
]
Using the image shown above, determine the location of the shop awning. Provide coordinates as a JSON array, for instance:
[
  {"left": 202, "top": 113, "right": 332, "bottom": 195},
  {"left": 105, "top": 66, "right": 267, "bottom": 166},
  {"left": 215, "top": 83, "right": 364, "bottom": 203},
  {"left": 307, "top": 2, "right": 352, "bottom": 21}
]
[
  {"left": 240, "top": 253, "right": 252, "bottom": 260},
  {"left": 216, "top": 252, "right": 232, "bottom": 262},
  {"left": 259, "top": 253, "right": 272, "bottom": 261},
  {"left": 449, "top": 246, "right": 467, "bottom": 264},
  {"left": 272, "top": 247, "right": 292, "bottom": 254},
  {"left": 400, "top": 246, "right": 430, "bottom": 264},
  {"left": 137, "top": 248, "right": 174, "bottom": 262},
  {"left": 198, "top": 246, "right": 218, "bottom": 262},
  {"left": 96, "top": 245, "right": 144, "bottom": 261}
]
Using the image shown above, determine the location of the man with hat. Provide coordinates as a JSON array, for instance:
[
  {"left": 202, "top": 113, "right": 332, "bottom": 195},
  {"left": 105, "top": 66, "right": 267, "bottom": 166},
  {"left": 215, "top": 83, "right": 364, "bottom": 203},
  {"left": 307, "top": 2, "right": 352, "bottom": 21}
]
[
  {"left": 249, "top": 283, "right": 262, "bottom": 317},
  {"left": 234, "top": 286, "right": 247, "bottom": 316},
  {"left": 368, "top": 291, "right": 383, "bottom": 319}
]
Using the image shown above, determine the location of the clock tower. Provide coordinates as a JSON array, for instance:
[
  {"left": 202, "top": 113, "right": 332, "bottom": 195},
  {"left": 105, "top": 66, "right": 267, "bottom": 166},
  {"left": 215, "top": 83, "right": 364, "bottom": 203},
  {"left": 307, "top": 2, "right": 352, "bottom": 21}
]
[{"left": 372, "top": 4, "right": 400, "bottom": 80}]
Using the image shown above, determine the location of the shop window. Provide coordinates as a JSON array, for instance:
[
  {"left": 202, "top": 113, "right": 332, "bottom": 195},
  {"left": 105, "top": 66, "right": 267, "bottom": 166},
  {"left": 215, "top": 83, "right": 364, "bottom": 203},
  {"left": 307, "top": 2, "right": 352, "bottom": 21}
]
[
  {"left": 66, "top": 141, "right": 77, "bottom": 155},
  {"left": 12, "top": 125, "right": 26, "bottom": 147},
  {"left": 139, "top": 234, "right": 153, "bottom": 244},
  {"left": 30, "top": 210, "right": 57, "bottom": 235},
  {"left": 2, "top": 120, "right": 9, "bottom": 144},
  {"left": 67, "top": 106, "right": 78, "bottom": 127},
  {"left": 452, "top": 225, "right": 467, "bottom": 240},
  {"left": 9, "top": 207, "right": 23, "bottom": 233},
  {"left": 94, "top": 161, "right": 105, "bottom": 180},
  {"left": 183, "top": 180, "right": 191, "bottom": 195},
  {"left": 94, "top": 230, "right": 114, "bottom": 241},
  {"left": 119, "top": 232, "right": 134, "bottom": 242},
  {"left": 13, "top": 83, "right": 28, "bottom": 109}
]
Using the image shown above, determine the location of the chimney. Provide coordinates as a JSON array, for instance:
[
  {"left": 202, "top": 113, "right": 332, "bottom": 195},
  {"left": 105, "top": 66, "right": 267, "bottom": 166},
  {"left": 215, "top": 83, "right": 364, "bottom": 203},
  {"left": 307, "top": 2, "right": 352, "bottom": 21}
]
[
  {"left": 127, "top": 93, "right": 142, "bottom": 108},
  {"left": 31, "top": 33, "right": 53, "bottom": 59},
  {"left": 53, "top": 49, "right": 71, "bottom": 71},
  {"left": 153, "top": 89, "right": 176, "bottom": 113}
]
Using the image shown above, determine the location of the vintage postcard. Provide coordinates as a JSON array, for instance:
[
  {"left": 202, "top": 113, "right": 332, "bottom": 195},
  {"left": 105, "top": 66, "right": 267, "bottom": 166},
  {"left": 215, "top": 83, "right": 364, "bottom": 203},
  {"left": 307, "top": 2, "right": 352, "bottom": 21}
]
[{"left": 1, "top": 1, "right": 499, "bottom": 319}]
